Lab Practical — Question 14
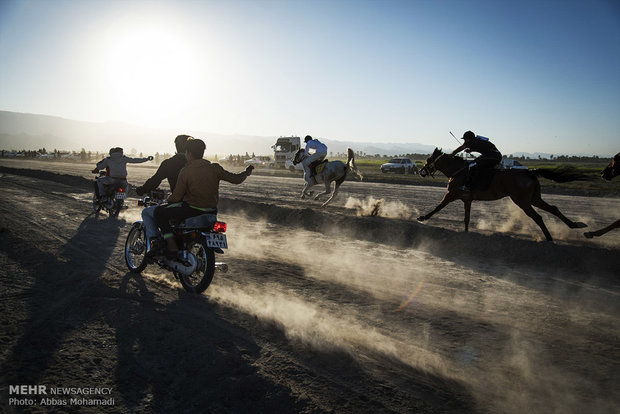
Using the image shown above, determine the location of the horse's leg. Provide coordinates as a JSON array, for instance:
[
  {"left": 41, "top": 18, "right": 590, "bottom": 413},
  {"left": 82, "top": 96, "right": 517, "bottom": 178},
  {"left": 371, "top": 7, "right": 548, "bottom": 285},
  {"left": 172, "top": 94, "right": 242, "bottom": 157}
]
[
  {"left": 313, "top": 179, "right": 332, "bottom": 201},
  {"left": 417, "top": 192, "right": 459, "bottom": 222},
  {"left": 530, "top": 194, "right": 587, "bottom": 229},
  {"left": 584, "top": 219, "right": 620, "bottom": 238},
  {"left": 510, "top": 196, "right": 553, "bottom": 241},
  {"left": 301, "top": 180, "right": 312, "bottom": 199},
  {"left": 320, "top": 181, "right": 340, "bottom": 208},
  {"left": 463, "top": 199, "right": 472, "bottom": 232}
]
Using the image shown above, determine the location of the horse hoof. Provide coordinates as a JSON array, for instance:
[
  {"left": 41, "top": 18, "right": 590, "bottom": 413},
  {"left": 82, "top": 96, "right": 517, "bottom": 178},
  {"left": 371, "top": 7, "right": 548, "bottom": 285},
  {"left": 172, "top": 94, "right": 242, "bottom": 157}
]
[
  {"left": 574, "top": 222, "right": 587, "bottom": 229},
  {"left": 417, "top": 216, "right": 426, "bottom": 222},
  {"left": 584, "top": 232, "right": 594, "bottom": 239}
]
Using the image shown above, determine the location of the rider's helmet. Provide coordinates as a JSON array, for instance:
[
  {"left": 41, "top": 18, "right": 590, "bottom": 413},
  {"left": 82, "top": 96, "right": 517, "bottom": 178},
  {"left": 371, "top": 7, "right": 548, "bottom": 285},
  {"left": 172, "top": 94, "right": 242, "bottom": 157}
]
[
  {"left": 175, "top": 135, "right": 192, "bottom": 153},
  {"left": 462, "top": 131, "right": 475, "bottom": 141},
  {"left": 304, "top": 135, "right": 313, "bottom": 143},
  {"left": 109, "top": 147, "right": 123, "bottom": 155}
]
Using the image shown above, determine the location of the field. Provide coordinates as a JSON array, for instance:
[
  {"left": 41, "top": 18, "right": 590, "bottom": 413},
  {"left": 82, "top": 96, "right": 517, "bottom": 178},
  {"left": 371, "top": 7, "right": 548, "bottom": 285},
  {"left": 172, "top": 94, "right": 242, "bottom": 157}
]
[{"left": 0, "top": 158, "right": 619, "bottom": 413}]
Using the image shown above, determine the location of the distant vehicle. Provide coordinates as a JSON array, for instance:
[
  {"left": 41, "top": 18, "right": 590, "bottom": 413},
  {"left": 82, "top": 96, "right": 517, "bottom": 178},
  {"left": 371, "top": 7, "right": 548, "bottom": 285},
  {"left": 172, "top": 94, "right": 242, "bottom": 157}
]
[
  {"left": 272, "top": 136, "right": 301, "bottom": 169},
  {"left": 500, "top": 159, "right": 528, "bottom": 170},
  {"left": 244, "top": 156, "right": 275, "bottom": 168},
  {"left": 380, "top": 158, "right": 418, "bottom": 174}
]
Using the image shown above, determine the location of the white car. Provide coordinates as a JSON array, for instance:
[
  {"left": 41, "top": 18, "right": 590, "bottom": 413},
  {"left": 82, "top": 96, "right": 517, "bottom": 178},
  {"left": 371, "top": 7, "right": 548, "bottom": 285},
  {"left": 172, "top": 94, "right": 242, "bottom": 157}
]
[
  {"left": 380, "top": 158, "right": 418, "bottom": 174},
  {"left": 244, "top": 156, "right": 274, "bottom": 168},
  {"left": 500, "top": 159, "right": 528, "bottom": 170}
]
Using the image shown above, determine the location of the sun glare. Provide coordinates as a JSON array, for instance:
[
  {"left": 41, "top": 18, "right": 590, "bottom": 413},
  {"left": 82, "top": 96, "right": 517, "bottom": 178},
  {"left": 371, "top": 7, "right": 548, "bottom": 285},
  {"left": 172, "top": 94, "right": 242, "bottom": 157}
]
[{"left": 101, "top": 19, "right": 201, "bottom": 127}]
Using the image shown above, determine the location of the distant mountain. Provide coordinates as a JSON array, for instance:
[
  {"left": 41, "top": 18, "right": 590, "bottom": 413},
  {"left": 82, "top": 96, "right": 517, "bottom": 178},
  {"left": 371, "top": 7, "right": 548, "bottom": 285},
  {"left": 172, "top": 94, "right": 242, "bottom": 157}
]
[{"left": 0, "top": 110, "right": 435, "bottom": 157}]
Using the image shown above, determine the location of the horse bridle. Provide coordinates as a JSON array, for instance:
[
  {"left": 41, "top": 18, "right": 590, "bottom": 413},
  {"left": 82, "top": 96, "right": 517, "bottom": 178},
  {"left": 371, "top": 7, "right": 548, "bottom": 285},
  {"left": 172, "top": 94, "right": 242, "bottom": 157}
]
[{"left": 421, "top": 153, "right": 444, "bottom": 177}]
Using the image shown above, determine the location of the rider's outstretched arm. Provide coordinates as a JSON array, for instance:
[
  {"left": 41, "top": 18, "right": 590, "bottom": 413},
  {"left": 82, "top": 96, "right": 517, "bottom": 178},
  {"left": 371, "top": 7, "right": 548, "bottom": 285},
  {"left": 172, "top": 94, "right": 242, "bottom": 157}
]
[{"left": 451, "top": 144, "right": 466, "bottom": 156}]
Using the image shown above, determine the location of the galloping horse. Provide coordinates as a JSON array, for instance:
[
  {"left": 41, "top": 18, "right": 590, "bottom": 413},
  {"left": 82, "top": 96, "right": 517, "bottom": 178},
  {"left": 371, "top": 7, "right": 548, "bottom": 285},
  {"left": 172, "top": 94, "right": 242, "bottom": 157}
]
[
  {"left": 417, "top": 148, "right": 587, "bottom": 241},
  {"left": 293, "top": 147, "right": 363, "bottom": 207},
  {"left": 584, "top": 152, "right": 620, "bottom": 238}
]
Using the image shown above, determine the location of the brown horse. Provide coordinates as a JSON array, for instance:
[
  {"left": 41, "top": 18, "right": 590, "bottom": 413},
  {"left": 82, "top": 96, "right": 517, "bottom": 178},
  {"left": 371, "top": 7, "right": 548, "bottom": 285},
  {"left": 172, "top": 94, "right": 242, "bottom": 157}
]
[
  {"left": 417, "top": 148, "right": 587, "bottom": 241},
  {"left": 584, "top": 152, "right": 620, "bottom": 238}
]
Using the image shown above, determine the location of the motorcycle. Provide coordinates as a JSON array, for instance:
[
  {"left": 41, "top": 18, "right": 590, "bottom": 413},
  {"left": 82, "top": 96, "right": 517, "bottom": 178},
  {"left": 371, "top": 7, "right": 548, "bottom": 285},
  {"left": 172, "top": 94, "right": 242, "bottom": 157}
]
[
  {"left": 124, "top": 190, "right": 229, "bottom": 294},
  {"left": 92, "top": 171, "right": 127, "bottom": 217}
]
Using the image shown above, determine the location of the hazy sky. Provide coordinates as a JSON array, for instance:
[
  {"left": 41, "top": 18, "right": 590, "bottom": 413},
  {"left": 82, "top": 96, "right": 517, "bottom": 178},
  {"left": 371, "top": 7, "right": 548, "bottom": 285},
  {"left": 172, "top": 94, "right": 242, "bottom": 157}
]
[{"left": 1, "top": 0, "right": 619, "bottom": 155}]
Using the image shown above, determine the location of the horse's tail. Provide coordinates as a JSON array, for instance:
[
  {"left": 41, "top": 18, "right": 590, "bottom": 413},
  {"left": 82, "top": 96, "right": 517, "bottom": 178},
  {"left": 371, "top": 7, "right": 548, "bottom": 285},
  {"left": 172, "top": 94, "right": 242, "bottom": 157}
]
[
  {"left": 346, "top": 148, "right": 363, "bottom": 181},
  {"left": 533, "top": 166, "right": 588, "bottom": 183}
]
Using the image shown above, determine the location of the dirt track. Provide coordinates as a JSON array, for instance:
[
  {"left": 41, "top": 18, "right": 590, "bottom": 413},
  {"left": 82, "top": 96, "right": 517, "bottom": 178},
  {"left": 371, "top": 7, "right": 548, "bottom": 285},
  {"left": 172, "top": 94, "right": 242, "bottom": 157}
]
[{"left": 0, "top": 160, "right": 619, "bottom": 413}]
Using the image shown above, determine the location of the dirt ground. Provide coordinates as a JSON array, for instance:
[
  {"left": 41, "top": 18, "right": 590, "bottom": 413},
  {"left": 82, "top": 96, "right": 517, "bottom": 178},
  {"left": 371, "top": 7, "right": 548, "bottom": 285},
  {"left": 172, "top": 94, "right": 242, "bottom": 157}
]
[{"left": 0, "top": 159, "right": 619, "bottom": 413}]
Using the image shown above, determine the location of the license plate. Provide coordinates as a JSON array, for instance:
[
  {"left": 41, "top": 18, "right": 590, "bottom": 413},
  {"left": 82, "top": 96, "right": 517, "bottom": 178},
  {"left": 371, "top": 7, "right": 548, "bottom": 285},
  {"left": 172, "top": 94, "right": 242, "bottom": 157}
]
[
  {"left": 205, "top": 233, "right": 228, "bottom": 249},
  {"left": 115, "top": 192, "right": 126, "bottom": 200}
]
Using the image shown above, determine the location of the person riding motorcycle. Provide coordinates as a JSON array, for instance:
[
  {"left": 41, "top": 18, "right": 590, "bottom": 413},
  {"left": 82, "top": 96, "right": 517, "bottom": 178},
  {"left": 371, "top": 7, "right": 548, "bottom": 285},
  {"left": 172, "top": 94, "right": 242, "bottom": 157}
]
[
  {"left": 135, "top": 135, "right": 191, "bottom": 243},
  {"left": 451, "top": 131, "right": 502, "bottom": 191},
  {"left": 302, "top": 135, "right": 328, "bottom": 180},
  {"left": 153, "top": 138, "right": 254, "bottom": 254},
  {"left": 92, "top": 147, "right": 152, "bottom": 199}
]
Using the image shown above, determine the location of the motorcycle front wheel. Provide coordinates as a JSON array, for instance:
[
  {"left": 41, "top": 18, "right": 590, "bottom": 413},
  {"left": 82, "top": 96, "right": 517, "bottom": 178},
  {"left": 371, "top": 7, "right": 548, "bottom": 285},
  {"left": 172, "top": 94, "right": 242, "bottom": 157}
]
[
  {"left": 176, "top": 240, "right": 215, "bottom": 294},
  {"left": 125, "top": 225, "right": 148, "bottom": 273}
]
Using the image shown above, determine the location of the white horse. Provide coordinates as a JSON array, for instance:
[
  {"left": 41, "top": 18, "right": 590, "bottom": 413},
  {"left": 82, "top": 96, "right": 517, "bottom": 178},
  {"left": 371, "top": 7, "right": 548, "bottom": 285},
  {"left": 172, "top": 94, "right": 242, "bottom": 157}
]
[{"left": 293, "top": 147, "right": 363, "bottom": 207}]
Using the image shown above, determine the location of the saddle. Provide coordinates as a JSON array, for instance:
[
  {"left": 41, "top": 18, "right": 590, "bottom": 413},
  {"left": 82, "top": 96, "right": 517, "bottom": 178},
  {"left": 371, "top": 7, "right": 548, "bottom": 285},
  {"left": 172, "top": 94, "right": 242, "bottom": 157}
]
[
  {"left": 309, "top": 159, "right": 328, "bottom": 176},
  {"left": 454, "top": 165, "right": 497, "bottom": 191}
]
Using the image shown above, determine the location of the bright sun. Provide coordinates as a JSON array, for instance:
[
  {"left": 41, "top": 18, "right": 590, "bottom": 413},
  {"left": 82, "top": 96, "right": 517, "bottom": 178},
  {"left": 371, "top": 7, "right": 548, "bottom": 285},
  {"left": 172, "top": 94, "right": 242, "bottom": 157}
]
[{"left": 101, "top": 20, "right": 200, "bottom": 127}]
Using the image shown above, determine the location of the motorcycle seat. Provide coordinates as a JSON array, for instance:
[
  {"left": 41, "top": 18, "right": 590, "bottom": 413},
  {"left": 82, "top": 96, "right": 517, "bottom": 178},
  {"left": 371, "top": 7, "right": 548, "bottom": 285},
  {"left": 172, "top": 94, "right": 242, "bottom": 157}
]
[{"left": 176, "top": 213, "right": 218, "bottom": 229}]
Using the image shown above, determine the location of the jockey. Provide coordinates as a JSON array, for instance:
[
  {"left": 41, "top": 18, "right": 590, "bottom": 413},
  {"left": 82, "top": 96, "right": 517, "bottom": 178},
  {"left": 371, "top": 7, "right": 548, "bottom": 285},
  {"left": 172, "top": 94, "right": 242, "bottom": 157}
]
[
  {"left": 451, "top": 131, "right": 502, "bottom": 191},
  {"left": 302, "top": 135, "right": 328, "bottom": 180}
]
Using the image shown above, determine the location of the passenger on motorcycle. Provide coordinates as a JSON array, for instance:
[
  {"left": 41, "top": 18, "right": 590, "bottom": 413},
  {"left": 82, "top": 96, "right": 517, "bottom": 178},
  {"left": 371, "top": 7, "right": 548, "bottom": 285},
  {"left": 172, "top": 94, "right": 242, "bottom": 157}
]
[
  {"left": 135, "top": 135, "right": 191, "bottom": 243},
  {"left": 92, "top": 147, "right": 152, "bottom": 199},
  {"left": 153, "top": 138, "right": 254, "bottom": 254}
]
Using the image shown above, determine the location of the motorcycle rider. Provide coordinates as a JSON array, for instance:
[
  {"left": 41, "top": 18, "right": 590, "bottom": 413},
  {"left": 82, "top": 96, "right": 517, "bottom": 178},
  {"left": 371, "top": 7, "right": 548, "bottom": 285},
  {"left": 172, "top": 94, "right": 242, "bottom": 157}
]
[
  {"left": 92, "top": 147, "right": 152, "bottom": 200},
  {"left": 135, "top": 135, "right": 191, "bottom": 244},
  {"left": 451, "top": 131, "right": 502, "bottom": 191},
  {"left": 153, "top": 138, "right": 254, "bottom": 254},
  {"left": 302, "top": 135, "right": 328, "bottom": 181}
]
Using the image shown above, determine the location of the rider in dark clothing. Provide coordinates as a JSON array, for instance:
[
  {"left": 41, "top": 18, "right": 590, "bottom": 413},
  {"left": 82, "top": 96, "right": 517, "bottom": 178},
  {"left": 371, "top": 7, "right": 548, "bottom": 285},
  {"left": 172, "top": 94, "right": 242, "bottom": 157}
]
[
  {"left": 136, "top": 135, "right": 192, "bottom": 195},
  {"left": 136, "top": 135, "right": 191, "bottom": 244},
  {"left": 451, "top": 131, "right": 502, "bottom": 191}
]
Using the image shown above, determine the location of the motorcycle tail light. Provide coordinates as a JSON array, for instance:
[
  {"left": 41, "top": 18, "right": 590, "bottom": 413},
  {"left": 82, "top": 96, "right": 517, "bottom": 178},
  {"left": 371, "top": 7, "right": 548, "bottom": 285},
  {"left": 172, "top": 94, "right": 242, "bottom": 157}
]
[{"left": 213, "top": 221, "right": 227, "bottom": 233}]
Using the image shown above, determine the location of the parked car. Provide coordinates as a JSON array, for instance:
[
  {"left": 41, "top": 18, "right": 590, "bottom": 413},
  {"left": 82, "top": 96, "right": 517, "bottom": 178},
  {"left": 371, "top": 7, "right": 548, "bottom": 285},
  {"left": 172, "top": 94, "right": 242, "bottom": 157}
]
[
  {"left": 500, "top": 159, "right": 528, "bottom": 170},
  {"left": 244, "top": 156, "right": 275, "bottom": 168},
  {"left": 380, "top": 158, "right": 418, "bottom": 174}
]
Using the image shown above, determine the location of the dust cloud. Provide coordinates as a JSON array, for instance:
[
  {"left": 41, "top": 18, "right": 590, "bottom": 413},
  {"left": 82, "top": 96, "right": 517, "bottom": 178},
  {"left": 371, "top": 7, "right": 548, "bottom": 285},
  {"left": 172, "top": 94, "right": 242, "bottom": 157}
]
[
  {"left": 344, "top": 196, "right": 419, "bottom": 220},
  {"left": 208, "top": 215, "right": 618, "bottom": 413}
]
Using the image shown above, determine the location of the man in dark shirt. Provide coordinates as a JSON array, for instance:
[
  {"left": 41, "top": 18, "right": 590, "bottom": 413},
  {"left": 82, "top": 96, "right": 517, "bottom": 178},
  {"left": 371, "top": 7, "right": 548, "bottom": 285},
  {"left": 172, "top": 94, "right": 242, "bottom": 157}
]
[
  {"left": 451, "top": 130, "right": 502, "bottom": 191},
  {"left": 136, "top": 135, "right": 191, "bottom": 243}
]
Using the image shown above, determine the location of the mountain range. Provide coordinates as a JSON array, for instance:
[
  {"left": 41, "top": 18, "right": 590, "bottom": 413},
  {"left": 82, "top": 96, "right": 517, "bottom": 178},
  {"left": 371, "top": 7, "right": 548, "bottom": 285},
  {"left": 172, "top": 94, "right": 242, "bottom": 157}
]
[{"left": 0, "top": 111, "right": 437, "bottom": 157}]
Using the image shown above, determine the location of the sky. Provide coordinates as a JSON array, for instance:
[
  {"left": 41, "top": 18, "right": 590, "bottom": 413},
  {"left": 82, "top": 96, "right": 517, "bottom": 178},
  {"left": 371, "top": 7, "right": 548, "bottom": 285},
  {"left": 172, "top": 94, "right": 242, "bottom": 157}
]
[{"left": 0, "top": 0, "right": 619, "bottom": 156}]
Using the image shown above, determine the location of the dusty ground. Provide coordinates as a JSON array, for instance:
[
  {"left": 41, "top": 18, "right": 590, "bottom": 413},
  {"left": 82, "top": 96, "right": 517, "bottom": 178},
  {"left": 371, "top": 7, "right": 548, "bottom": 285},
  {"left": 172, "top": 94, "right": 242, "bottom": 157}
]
[{"left": 0, "top": 159, "right": 619, "bottom": 413}]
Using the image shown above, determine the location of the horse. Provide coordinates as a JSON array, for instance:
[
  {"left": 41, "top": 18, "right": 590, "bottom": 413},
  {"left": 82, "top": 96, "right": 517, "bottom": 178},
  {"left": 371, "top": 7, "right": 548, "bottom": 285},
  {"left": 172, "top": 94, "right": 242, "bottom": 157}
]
[
  {"left": 584, "top": 152, "right": 620, "bottom": 238},
  {"left": 417, "top": 148, "right": 587, "bottom": 241},
  {"left": 293, "top": 147, "right": 363, "bottom": 207}
]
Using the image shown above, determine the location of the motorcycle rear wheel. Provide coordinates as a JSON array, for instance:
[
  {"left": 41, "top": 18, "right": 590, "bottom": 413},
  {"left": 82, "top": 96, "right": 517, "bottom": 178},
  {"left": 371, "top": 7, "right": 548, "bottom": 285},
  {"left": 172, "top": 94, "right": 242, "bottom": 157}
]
[
  {"left": 176, "top": 240, "right": 215, "bottom": 294},
  {"left": 125, "top": 225, "right": 148, "bottom": 273},
  {"left": 92, "top": 194, "right": 101, "bottom": 212},
  {"left": 111, "top": 200, "right": 122, "bottom": 217}
]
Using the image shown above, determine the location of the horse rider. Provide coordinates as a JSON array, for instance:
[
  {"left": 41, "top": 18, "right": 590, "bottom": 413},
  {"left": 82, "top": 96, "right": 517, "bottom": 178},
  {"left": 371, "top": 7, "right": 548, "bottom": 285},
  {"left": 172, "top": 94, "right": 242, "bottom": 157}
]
[
  {"left": 154, "top": 138, "right": 254, "bottom": 255},
  {"left": 302, "top": 135, "right": 328, "bottom": 181},
  {"left": 451, "top": 131, "right": 502, "bottom": 191},
  {"left": 135, "top": 135, "right": 191, "bottom": 246},
  {"left": 92, "top": 147, "right": 152, "bottom": 199}
]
